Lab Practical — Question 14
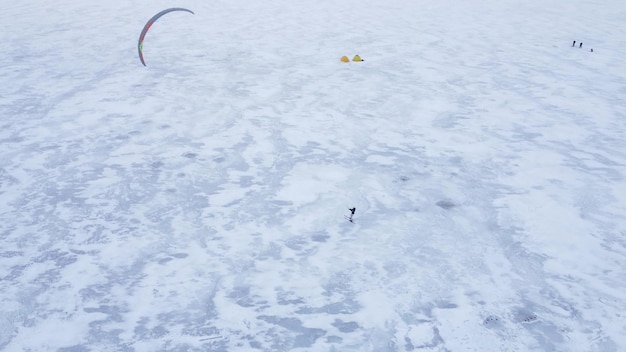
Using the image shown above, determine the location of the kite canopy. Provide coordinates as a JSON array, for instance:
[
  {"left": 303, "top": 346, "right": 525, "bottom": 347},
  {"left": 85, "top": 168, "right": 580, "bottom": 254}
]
[{"left": 138, "top": 8, "right": 194, "bottom": 66}]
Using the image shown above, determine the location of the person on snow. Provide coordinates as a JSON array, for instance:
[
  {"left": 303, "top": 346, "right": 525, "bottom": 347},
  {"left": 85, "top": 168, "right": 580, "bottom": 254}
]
[{"left": 348, "top": 207, "right": 356, "bottom": 221}]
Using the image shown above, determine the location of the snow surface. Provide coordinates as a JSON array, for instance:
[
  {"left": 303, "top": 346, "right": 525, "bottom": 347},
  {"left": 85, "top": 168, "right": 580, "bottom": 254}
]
[{"left": 2, "top": 0, "right": 626, "bottom": 351}]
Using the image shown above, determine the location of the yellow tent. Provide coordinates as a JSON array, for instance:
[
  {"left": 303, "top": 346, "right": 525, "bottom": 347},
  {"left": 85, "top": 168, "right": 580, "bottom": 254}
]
[
  {"left": 352, "top": 55, "right": 363, "bottom": 62},
  {"left": 340, "top": 56, "right": 350, "bottom": 62}
]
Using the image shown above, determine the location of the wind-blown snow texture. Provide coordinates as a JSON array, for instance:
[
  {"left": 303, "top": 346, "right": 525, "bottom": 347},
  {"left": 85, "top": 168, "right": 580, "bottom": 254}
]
[{"left": 2, "top": 0, "right": 626, "bottom": 351}]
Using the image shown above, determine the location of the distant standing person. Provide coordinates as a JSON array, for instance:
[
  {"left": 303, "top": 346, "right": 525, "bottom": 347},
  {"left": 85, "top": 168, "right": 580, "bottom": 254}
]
[
  {"left": 347, "top": 207, "right": 356, "bottom": 222},
  {"left": 572, "top": 40, "right": 576, "bottom": 47},
  {"left": 579, "top": 42, "right": 583, "bottom": 48}
]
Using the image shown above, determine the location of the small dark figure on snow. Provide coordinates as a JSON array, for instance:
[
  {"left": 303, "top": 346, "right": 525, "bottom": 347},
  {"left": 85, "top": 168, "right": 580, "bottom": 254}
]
[
  {"left": 572, "top": 40, "right": 576, "bottom": 47},
  {"left": 579, "top": 42, "right": 583, "bottom": 48},
  {"left": 590, "top": 48, "right": 594, "bottom": 52},
  {"left": 347, "top": 207, "right": 356, "bottom": 222}
]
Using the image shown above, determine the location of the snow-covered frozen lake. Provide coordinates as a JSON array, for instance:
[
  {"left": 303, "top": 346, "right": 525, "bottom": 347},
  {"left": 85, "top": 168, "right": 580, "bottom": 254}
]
[{"left": 1, "top": 0, "right": 625, "bottom": 350}]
